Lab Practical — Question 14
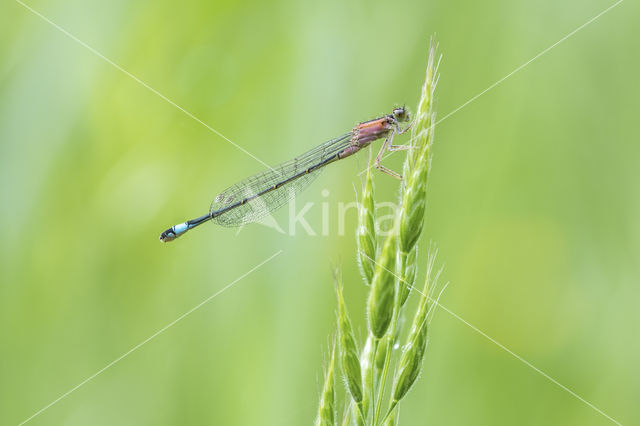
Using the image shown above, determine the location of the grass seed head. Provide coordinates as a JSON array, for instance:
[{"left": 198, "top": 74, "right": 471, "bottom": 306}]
[
  {"left": 315, "top": 340, "right": 337, "bottom": 426},
  {"left": 357, "top": 164, "right": 377, "bottom": 285},
  {"left": 391, "top": 312, "right": 428, "bottom": 404},
  {"left": 391, "top": 251, "right": 438, "bottom": 405},
  {"left": 399, "top": 40, "right": 439, "bottom": 255},
  {"left": 398, "top": 245, "right": 418, "bottom": 307},
  {"left": 359, "top": 335, "right": 376, "bottom": 415},
  {"left": 375, "top": 334, "right": 391, "bottom": 373},
  {"left": 367, "top": 233, "right": 398, "bottom": 339},
  {"left": 334, "top": 270, "right": 364, "bottom": 405}
]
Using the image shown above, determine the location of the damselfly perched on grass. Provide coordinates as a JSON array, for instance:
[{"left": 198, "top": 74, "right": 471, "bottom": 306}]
[{"left": 159, "top": 107, "right": 413, "bottom": 242}]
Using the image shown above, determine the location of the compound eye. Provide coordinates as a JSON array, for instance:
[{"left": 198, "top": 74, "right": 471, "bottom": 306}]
[{"left": 393, "top": 107, "right": 408, "bottom": 122}]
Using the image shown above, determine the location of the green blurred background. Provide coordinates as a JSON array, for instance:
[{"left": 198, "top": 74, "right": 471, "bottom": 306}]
[{"left": 1, "top": 0, "right": 638, "bottom": 424}]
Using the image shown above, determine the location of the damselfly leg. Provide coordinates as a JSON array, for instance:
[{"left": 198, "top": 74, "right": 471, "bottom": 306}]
[{"left": 374, "top": 122, "right": 414, "bottom": 179}]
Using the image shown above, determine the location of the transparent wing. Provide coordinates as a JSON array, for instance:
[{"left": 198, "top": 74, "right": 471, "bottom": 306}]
[{"left": 210, "top": 133, "right": 353, "bottom": 227}]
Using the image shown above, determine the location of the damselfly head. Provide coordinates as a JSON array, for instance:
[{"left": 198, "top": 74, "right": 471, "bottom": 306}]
[{"left": 392, "top": 106, "right": 410, "bottom": 122}]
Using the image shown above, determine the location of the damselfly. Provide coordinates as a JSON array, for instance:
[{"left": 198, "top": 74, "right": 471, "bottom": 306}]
[{"left": 160, "top": 107, "right": 413, "bottom": 242}]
